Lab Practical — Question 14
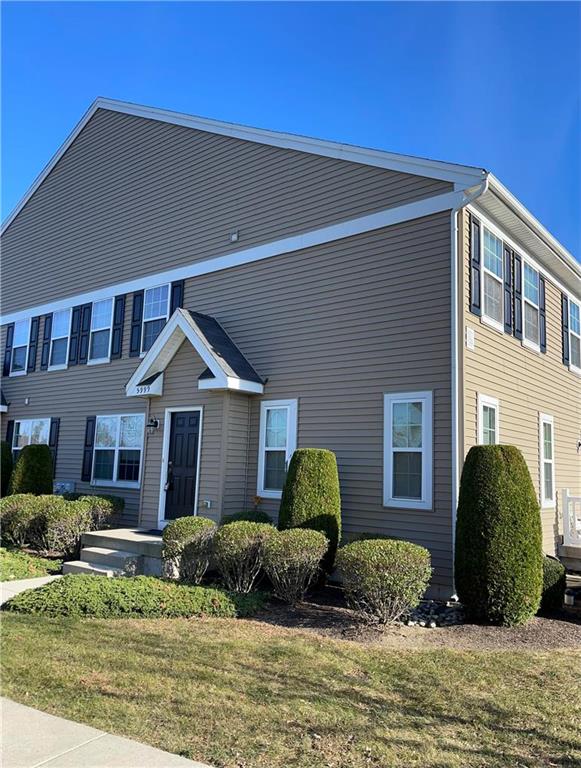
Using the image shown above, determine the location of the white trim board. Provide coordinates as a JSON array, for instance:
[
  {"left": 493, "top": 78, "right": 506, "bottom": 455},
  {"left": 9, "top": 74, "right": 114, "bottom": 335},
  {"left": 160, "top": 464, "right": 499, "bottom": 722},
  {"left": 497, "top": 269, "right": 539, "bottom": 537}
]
[{"left": 1, "top": 189, "right": 468, "bottom": 326}]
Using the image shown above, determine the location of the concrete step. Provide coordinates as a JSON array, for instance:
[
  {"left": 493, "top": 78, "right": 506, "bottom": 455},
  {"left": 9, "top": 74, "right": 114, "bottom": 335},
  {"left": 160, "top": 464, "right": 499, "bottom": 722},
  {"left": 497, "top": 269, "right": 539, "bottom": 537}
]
[
  {"left": 81, "top": 528, "right": 163, "bottom": 558},
  {"left": 62, "top": 560, "right": 121, "bottom": 577},
  {"left": 80, "top": 546, "right": 142, "bottom": 572},
  {"left": 559, "top": 544, "right": 581, "bottom": 559},
  {"left": 561, "top": 557, "right": 581, "bottom": 573}
]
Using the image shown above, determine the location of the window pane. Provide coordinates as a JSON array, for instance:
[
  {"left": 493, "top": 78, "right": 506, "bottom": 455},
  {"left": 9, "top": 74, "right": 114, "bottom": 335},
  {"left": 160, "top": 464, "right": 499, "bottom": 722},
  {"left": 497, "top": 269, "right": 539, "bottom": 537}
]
[
  {"left": 524, "top": 264, "right": 539, "bottom": 304},
  {"left": 571, "top": 335, "right": 581, "bottom": 369},
  {"left": 52, "top": 309, "right": 70, "bottom": 338},
  {"left": 543, "top": 462, "right": 553, "bottom": 501},
  {"left": 142, "top": 318, "right": 165, "bottom": 352},
  {"left": 524, "top": 303, "right": 539, "bottom": 345},
  {"left": 570, "top": 302, "right": 580, "bottom": 335},
  {"left": 265, "top": 408, "right": 287, "bottom": 448},
  {"left": 96, "top": 417, "right": 118, "bottom": 448},
  {"left": 31, "top": 419, "right": 49, "bottom": 445},
  {"left": 118, "top": 450, "right": 141, "bottom": 482},
  {"left": 482, "top": 405, "right": 496, "bottom": 445},
  {"left": 14, "top": 422, "right": 30, "bottom": 448},
  {"left": 483, "top": 230, "right": 503, "bottom": 278},
  {"left": 392, "top": 402, "right": 423, "bottom": 448},
  {"left": 50, "top": 338, "right": 67, "bottom": 366},
  {"left": 13, "top": 319, "right": 29, "bottom": 346},
  {"left": 93, "top": 450, "right": 115, "bottom": 481},
  {"left": 264, "top": 450, "right": 286, "bottom": 490},
  {"left": 89, "top": 329, "right": 110, "bottom": 360},
  {"left": 91, "top": 299, "right": 113, "bottom": 330},
  {"left": 483, "top": 273, "right": 502, "bottom": 323},
  {"left": 120, "top": 415, "right": 143, "bottom": 448},
  {"left": 143, "top": 285, "right": 169, "bottom": 320},
  {"left": 543, "top": 423, "right": 553, "bottom": 461},
  {"left": 11, "top": 346, "right": 27, "bottom": 372},
  {"left": 392, "top": 452, "right": 422, "bottom": 499}
]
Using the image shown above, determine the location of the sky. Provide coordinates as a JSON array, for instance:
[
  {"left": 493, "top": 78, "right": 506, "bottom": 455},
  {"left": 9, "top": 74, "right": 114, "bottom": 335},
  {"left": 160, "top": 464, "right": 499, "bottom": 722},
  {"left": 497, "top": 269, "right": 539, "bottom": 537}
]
[{"left": 2, "top": 1, "right": 580, "bottom": 259}]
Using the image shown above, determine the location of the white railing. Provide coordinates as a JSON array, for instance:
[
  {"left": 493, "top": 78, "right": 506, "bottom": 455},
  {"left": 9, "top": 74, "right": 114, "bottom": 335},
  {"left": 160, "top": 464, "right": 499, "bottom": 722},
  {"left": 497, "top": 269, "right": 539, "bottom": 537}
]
[{"left": 562, "top": 488, "right": 581, "bottom": 546}]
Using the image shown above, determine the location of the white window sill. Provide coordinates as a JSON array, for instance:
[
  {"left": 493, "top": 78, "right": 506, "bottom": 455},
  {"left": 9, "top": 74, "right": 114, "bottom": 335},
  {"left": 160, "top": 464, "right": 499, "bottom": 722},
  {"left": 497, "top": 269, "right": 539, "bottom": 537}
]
[
  {"left": 257, "top": 488, "right": 283, "bottom": 500},
  {"left": 383, "top": 498, "right": 432, "bottom": 511},
  {"left": 91, "top": 480, "right": 140, "bottom": 490},
  {"left": 87, "top": 358, "right": 111, "bottom": 366},
  {"left": 480, "top": 315, "right": 504, "bottom": 335},
  {"left": 8, "top": 370, "right": 27, "bottom": 377},
  {"left": 541, "top": 501, "right": 556, "bottom": 510},
  {"left": 48, "top": 364, "right": 68, "bottom": 372},
  {"left": 522, "top": 338, "right": 541, "bottom": 354},
  {"left": 569, "top": 364, "right": 581, "bottom": 377}
]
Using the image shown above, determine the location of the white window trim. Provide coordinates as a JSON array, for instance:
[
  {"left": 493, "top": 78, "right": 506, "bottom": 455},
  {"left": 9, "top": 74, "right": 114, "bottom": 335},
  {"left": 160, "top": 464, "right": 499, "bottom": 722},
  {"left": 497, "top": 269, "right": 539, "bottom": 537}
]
[
  {"left": 91, "top": 413, "right": 145, "bottom": 490},
  {"left": 569, "top": 299, "right": 581, "bottom": 376},
  {"left": 9, "top": 318, "right": 31, "bottom": 377},
  {"left": 48, "top": 309, "right": 72, "bottom": 372},
  {"left": 141, "top": 284, "right": 171, "bottom": 355},
  {"left": 481, "top": 227, "right": 504, "bottom": 334},
  {"left": 383, "top": 391, "right": 433, "bottom": 511},
  {"left": 12, "top": 418, "right": 51, "bottom": 455},
  {"left": 87, "top": 298, "right": 114, "bottom": 365},
  {"left": 257, "top": 399, "right": 298, "bottom": 499},
  {"left": 522, "top": 260, "right": 541, "bottom": 353},
  {"left": 539, "top": 413, "right": 556, "bottom": 509},
  {"left": 477, "top": 394, "right": 500, "bottom": 445}
]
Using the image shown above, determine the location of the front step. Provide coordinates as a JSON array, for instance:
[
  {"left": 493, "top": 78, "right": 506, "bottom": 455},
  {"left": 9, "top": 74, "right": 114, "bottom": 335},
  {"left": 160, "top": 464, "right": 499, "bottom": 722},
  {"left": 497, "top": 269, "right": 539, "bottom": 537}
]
[
  {"left": 81, "top": 546, "right": 142, "bottom": 573},
  {"left": 81, "top": 528, "right": 163, "bottom": 558},
  {"left": 62, "top": 560, "right": 122, "bottom": 577}
]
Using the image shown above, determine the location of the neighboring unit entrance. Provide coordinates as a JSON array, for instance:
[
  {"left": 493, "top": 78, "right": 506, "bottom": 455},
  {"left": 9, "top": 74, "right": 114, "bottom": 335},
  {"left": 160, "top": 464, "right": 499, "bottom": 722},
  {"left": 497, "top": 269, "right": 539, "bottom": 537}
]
[{"left": 164, "top": 410, "right": 201, "bottom": 520}]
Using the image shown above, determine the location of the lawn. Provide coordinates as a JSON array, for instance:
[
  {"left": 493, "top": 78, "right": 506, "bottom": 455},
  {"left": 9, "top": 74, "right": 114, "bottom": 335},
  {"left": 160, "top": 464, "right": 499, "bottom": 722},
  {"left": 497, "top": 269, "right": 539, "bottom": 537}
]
[
  {"left": 0, "top": 547, "right": 62, "bottom": 581},
  {"left": 2, "top": 614, "right": 580, "bottom": 768}
]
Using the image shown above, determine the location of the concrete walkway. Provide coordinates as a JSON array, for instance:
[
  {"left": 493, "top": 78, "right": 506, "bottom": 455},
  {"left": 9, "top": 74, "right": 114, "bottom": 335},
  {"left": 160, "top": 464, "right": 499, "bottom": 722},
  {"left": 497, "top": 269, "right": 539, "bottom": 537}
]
[
  {"left": 2, "top": 699, "right": 213, "bottom": 767},
  {"left": 0, "top": 575, "right": 61, "bottom": 606}
]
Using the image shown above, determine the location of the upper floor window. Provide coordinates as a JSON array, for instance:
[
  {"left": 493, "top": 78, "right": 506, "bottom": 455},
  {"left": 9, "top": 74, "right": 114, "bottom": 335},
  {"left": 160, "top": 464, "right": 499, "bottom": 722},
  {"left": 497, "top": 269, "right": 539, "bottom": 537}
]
[
  {"left": 482, "top": 229, "right": 503, "bottom": 330},
  {"left": 257, "top": 399, "right": 298, "bottom": 498},
  {"left": 89, "top": 298, "right": 114, "bottom": 363},
  {"left": 570, "top": 300, "right": 581, "bottom": 371},
  {"left": 539, "top": 413, "right": 555, "bottom": 508},
  {"left": 478, "top": 394, "right": 499, "bottom": 445},
  {"left": 12, "top": 418, "right": 50, "bottom": 461},
  {"left": 142, "top": 284, "right": 169, "bottom": 353},
  {"left": 92, "top": 413, "right": 145, "bottom": 488},
  {"left": 49, "top": 309, "right": 71, "bottom": 369},
  {"left": 523, "top": 262, "right": 540, "bottom": 349},
  {"left": 10, "top": 319, "right": 30, "bottom": 375}
]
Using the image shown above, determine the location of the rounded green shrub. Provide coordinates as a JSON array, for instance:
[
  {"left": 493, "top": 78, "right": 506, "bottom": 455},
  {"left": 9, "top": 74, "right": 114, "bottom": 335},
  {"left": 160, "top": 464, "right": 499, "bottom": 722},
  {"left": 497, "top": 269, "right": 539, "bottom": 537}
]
[
  {"left": 213, "top": 521, "right": 275, "bottom": 593},
  {"left": 63, "top": 493, "right": 125, "bottom": 516},
  {"left": 262, "top": 528, "right": 328, "bottom": 604},
  {"left": 455, "top": 445, "right": 543, "bottom": 626},
  {"left": 162, "top": 516, "right": 217, "bottom": 584},
  {"left": 2, "top": 574, "right": 264, "bottom": 618},
  {"left": 75, "top": 496, "right": 116, "bottom": 529},
  {"left": 278, "top": 448, "right": 341, "bottom": 571},
  {"left": 222, "top": 509, "right": 273, "bottom": 525},
  {"left": 1, "top": 441, "right": 13, "bottom": 497},
  {"left": 336, "top": 538, "right": 432, "bottom": 624},
  {"left": 0, "top": 494, "right": 37, "bottom": 547},
  {"left": 9, "top": 444, "right": 53, "bottom": 495},
  {"left": 28, "top": 496, "right": 93, "bottom": 557},
  {"left": 539, "top": 555, "right": 566, "bottom": 614}
]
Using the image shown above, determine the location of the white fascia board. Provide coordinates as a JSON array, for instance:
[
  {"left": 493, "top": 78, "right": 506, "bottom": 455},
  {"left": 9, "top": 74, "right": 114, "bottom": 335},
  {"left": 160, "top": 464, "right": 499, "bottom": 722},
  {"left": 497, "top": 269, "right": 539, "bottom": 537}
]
[
  {"left": 126, "top": 373, "right": 164, "bottom": 398},
  {"left": 197, "top": 376, "right": 264, "bottom": 394},
  {"left": 1, "top": 188, "right": 467, "bottom": 326}
]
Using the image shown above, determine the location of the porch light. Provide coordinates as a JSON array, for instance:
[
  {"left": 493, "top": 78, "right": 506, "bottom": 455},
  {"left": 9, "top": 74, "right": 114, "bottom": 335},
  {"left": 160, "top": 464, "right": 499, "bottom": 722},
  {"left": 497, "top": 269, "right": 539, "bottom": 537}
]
[{"left": 146, "top": 417, "right": 160, "bottom": 435}]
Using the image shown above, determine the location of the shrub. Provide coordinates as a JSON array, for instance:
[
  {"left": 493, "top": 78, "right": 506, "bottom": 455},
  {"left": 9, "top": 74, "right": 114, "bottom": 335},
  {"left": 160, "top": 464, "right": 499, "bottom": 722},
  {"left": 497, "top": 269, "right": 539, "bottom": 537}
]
[
  {"left": 62, "top": 493, "right": 125, "bottom": 516},
  {"left": 221, "top": 509, "right": 273, "bottom": 525},
  {"left": 213, "top": 521, "right": 275, "bottom": 593},
  {"left": 336, "top": 538, "right": 432, "bottom": 624},
  {"left": 455, "top": 445, "right": 543, "bottom": 626},
  {"left": 1, "top": 441, "right": 13, "bottom": 497},
  {"left": 539, "top": 555, "right": 566, "bottom": 614},
  {"left": 9, "top": 444, "right": 54, "bottom": 495},
  {"left": 74, "top": 496, "right": 117, "bottom": 529},
  {"left": 2, "top": 574, "right": 265, "bottom": 618},
  {"left": 0, "top": 494, "right": 37, "bottom": 547},
  {"left": 162, "top": 516, "right": 217, "bottom": 584},
  {"left": 278, "top": 448, "right": 341, "bottom": 572},
  {"left": 262, "top": 528, "right": 328, "bottom": 604},
  {"left": 28, "top": 496, "right": 93, "bottom": 557}
]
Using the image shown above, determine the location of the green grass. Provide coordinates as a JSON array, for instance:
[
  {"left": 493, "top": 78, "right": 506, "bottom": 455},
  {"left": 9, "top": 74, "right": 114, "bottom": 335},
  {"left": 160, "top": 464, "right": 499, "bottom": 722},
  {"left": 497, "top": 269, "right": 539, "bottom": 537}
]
[
  {"left": 0, "top": 547, "right": 61, "bottom": 581},
  {"left": 2, "top": 614, "right": 580, "bottom": 768}
]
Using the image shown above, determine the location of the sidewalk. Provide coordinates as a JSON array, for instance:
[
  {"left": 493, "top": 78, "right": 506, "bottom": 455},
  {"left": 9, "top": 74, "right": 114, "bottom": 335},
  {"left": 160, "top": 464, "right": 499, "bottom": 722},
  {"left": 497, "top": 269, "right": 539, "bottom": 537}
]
[
  {"left": 0, "top": 575, "right": 61, "bottom": 606},
  {"left": 2, "top": 698, "right": 213, "bottom": 768}
]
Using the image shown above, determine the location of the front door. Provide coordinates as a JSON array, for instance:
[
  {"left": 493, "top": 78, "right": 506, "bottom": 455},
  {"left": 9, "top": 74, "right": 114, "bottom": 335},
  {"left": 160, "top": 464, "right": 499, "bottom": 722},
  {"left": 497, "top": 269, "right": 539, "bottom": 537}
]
[{"left": 164, "top": 411, "right": 201, "bottom": 521}]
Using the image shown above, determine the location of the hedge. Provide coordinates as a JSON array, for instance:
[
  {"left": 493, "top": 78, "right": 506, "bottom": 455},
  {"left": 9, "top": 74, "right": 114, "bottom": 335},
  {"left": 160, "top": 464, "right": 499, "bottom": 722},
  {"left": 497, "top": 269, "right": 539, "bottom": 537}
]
[
  {"left": 162, "top": 516, "right": 216, "bottom": 584},
  {"left": 28, "top": 496, "right": 94, "bottom": 557},
  {"left": 9, "top": 444, "right": 53, "bottom": 495},
  {"left": 0, "top": 494, "right": 37, "bottom": 547},
  {"left": 213, "top": 521, "right": 275, "bottom": 593},
  {"left": 262, "top": 528, "right": 328, "bottom": 604},
  {"left": 221, "top": 509, "right": 273, "bottom": 525},
  {"left": 455, "top": 445, "right": 543, "bottom": 626},
  {"left": 539, "top": 555, "right": 566, "bottom": 614},
  {"left": 1, "top": 441, "right": 13, "bottom": 497}
]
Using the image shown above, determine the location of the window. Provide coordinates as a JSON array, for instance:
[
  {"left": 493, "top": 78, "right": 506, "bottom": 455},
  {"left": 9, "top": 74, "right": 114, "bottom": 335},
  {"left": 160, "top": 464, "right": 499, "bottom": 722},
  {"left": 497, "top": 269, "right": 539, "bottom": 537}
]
[
  {"left": 383, "top": 391, "right": 433, "bottom": 510},
  {"left": 49, "top": 309, "right": 71, "bottom": 369},
  {"left": 257, "top": 399, "right": 298, "bottom": 498},
  {"left": 478, "top": 394, "right": 499, "bottom": 445},
  {"left": 570, "top": 299, "right": 581, "bottom": 372},
  {"left": 142, "top": 284, "right": 170, "bottom": 353},
  {"left": 10, "top": 319, "right": 30, "bottom": 375},
  {"left": 523, "top": 262, "right": 540, "bottom": 349},
  {"left": 92, "top": 414, "right": 145, "bottom": 487},
  {"left": 12, "top": 418, "right": 51, "bottom": 461},
  {"left": 539, "top": 413, "right": 555, "bottom": 508},
  {"left": 482, "top": 228, "right": 504, "bottom": 330},
  {"left": 89, "top": 298, "right": 114, "bottom": 362}
]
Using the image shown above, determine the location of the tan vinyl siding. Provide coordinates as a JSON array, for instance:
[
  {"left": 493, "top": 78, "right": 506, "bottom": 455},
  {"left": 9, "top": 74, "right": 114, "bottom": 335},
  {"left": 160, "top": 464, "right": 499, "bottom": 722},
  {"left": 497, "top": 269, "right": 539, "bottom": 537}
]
[
  {"left": 1, "top": 108, "right": 451, "bottom": 314},
  {"left": 222, "top": 394, "right": 251, "bottom": 517},
  {"left": 460, "top": 209, "right": 581, "bottom": 553}
]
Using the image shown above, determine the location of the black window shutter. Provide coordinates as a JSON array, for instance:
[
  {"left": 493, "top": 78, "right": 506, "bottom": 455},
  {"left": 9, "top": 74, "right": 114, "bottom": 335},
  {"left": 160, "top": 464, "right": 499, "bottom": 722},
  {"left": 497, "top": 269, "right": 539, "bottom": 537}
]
[
  {"left": 48, "top": 418, "right": 60, "bottom": 477},
  {"left": 2, "top": 323, "right": 14, "bottom": 377},
  {"left": 513, "top": 253, "right": 523, "bottom": 340},
  {"left": 27, "top": 317, "right": 40, "bottom": 372},
  {"left": 170, "top": 280, "right": 184, "bottom": 314},
  {"left": 68, "top": 306, "right": 82, "bottom": 365},
  {"left": 5, "top": 420, "right": 14, "bottom": 449},
  {"left": 81, "top": 416, "right": 96, "bottom": 481},
  {"left": 78, "top": 304, "right": 92, "bottom": 364},
  {"left": 129, "top": 291, "right": 144, "bottom": 357},
  {"left": 469, "top": 214, "right": 481, "bottom": 316},
  {"left": 539, "top": 277, "right": 547, "bottom": 353},
  {"left": 110, "top": 295, "right": 126, "bottom": 360},
  {"left": 40, "top": 314, "right": 53, "bottom": 370},
  {"left": 503, "top": 246, "right": 513, "bottom": 334},
  {"left": 562, "top": 294, "right": 570, "bottom": 365}
]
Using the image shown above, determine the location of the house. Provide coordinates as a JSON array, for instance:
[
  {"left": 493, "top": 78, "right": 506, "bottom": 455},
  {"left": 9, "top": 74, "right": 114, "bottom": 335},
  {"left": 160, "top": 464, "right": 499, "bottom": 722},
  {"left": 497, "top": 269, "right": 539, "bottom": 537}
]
[{"left": 1, "top": 98, "right": 580, "bottom": 595}]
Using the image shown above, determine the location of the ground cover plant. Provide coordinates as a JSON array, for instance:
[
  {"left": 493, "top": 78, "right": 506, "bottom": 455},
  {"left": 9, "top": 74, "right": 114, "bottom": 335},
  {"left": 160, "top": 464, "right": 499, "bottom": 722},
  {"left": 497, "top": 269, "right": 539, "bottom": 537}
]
[{"left": 0, "top": 547, "right": 62, "bottom": 581}]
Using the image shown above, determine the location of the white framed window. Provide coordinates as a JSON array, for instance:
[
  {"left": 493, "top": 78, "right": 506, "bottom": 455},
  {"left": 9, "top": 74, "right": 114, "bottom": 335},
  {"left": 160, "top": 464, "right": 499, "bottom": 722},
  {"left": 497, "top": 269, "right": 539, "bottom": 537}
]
[
  {"left": 478, "top": 394, "right": 499, "bottom": 445},
  {"left": 569, "top": 299, "right": 581, "bottom": 373},
  {"left": 12, "top": 418, "right": 51, "bottom": 461},
  {"left": 10, "top": 319, "right": 30, "bottom": 376},
  {"left": 88, "top": 298, "right": 114, "bottom": 363},
  {"left": 49, "top": 309, "right": 71, "bottom": 370},
  {"left": 142, "top": 284, "right": 170, "bottom": 353},
  {"left": 383, "top": 391, "right": 433, "bottom": 510},
  {"left": 257, "top": 399, "right": 298, "bottom": 499},
  {"left": 92, "top": 414, "right": 145, "bottom": 488},
  {"left": 539, "top": 413, "right": 555, "bottom": 508},
  {"left": 481, "top": 228, "right": 504, "bottom": 331},
  {"left": 523, "top": 262, "right": 541, "bottom": 350}
]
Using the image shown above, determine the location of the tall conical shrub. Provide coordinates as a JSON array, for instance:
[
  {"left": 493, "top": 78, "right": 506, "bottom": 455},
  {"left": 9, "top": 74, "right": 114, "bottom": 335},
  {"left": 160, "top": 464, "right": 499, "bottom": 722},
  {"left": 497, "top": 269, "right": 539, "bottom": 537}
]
[
  {"left": 1, "top": 441, "right": 13, "bottom": 497},
  {"left": 9, "top": 444, "right": 54, "bottom": 496},
  {"left": 455, "top": 445, "right": 542, "bottom": 626}
]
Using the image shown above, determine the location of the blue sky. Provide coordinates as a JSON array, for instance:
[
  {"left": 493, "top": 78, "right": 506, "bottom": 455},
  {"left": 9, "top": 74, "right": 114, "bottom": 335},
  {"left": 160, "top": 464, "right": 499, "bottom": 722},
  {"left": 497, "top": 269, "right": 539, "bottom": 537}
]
[{"left": 2, "top": 2, "right": 579, "bottom": 258}]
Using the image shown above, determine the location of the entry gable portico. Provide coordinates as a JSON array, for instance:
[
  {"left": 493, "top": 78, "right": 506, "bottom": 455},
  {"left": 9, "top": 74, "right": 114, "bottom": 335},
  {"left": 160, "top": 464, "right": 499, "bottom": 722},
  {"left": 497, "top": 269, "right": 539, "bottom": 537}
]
[{"left": 126, "top": 308, "right": 264, "bottom": 397}]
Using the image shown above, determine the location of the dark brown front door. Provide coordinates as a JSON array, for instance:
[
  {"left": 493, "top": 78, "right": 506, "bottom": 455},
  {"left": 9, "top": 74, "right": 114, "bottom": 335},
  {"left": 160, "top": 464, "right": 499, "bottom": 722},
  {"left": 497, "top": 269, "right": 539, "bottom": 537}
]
[{"left": 164, "top": 411, "right": 200, "bottom": 520}]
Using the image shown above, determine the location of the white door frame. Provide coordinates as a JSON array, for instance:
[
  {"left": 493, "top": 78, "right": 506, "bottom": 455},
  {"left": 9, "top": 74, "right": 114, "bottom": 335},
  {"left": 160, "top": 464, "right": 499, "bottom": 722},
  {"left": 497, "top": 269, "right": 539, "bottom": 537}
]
[{"left": 157, "top": 406, "right": 203, "bottom": 528}]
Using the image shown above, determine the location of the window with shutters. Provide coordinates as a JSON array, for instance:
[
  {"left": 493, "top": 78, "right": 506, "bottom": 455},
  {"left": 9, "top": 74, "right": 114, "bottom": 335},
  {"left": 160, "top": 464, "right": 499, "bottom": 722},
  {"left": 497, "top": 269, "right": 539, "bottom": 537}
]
[
  {"left": 383, "top": 392, "right": 433, "bottom": 510},
  {"left": 10, "top": 319, "right": 30, "bottom": 376},
  {"left": 569, "top": 299, "right": 581, "bottom": 373},
  {"left": 482, "top": 228, "right": 504, "bottom": 331},
  {"left": 89, "top": 298, "right": 114, "bottom": 363},
  {"left": 49, "top": 309, "right": 71, "bottom": 370},
  {"left": 12, "top": 418, "right": 51, "bottom": 461},
  {"left": 142, "top": 284, "right": 170, "bottom": 353},
  {"left": 539, "top": 413, "right": 555, "bottom": 508},
  {"left": 92, "top": 414, "right": 145, "bottom": 488},
  {"left": 478, "top": 394, "right": 499, "bottom": 445},
  {"left": 257, "top": 400, "right": 298, "bottom": 498},
  {"left": 522, "top": 262, "right": 541, "bottom": 350}
]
